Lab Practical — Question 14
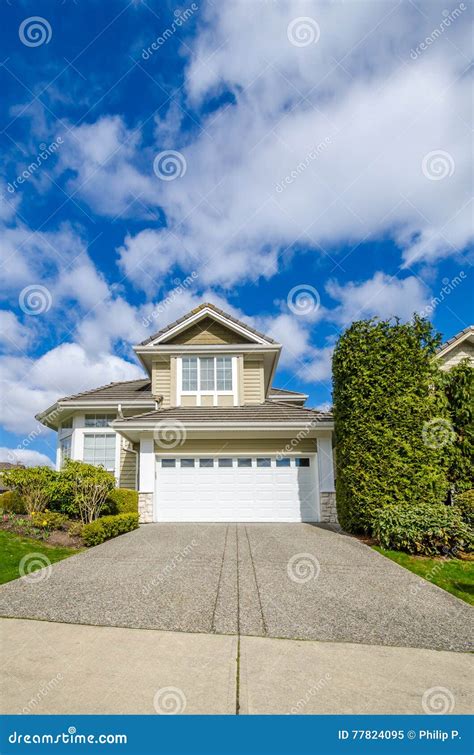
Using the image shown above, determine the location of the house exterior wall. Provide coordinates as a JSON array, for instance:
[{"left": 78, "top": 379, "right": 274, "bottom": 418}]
[
  {"left": 153, "top": 437, "right": 317, "bottom": 454},
  {"left": 165, "top": 317, "right": 253, "bottom": 345},
  {"left": 118, "top": 444, "right": 137, "bottom": 489},
  {"left": 152, "top": 356, "right": 172, "bottom": 406},
  {"left": 438, "top": 341, "right": 474, "bottom": 371},
  {"left": 242, "top": 356, "right": 265, "bottom": 404}
]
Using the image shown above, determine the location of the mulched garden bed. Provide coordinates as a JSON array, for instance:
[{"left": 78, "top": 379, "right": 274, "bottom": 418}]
[{"left": 0, "top": 514, "right": 84, "bottom": 549}]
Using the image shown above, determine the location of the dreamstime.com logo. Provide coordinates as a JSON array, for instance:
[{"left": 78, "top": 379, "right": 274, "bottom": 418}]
[
  {"left": 19, "top": 16, "right": 52, "bottom": 46},
  {"left": 19, "top": 284, "right": 52, "bottom": 315},
  {"left": 153, "top": 686, "right": 187, "bottom": 714},
  {"left": 421, "top": 150, "right": 455, "bottom": 181},
  {"left": 422, "top": 686, "right": 455, "bottom": 714},
  {"left": 287, "top": 17, "right": 320, "bottom": 47},
  {"left": 19, "top": 553, "right": 52, "bottom": 584},
  {"left": 154, "top": 420, "right": 187, "bottom": 449},
  {"left": 287, "top": 553, "right": 320, "bottom": 584},
  {"left": 153, "top": 150, "right": 187, "bottom": 181},
  {"left": 287, "top": 284, "right": 320, "bottom": 316}
]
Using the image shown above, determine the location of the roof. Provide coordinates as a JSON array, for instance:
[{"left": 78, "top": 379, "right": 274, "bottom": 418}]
[
  {"left": 437, "top": 325, "right": 474, "bottom": 356},
  {"left": 268, "top": 387, "right": 308, "bottom": 397},
  {"left": 0, "top": 462, "right": 25, "bottom": 470},
  {"left": 57, "top": 379, "right": 153, "bottom": 403},
  {"left": 114, "top": 400, "right": 332, "bottom": 424},
  {"left": 139, "top": 302, "right": 277, "bottom": 346}
]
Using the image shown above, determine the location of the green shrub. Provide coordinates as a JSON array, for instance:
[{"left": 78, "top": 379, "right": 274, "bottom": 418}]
[
  {"left": 333, "top": 317, "right": 449, "bottom": 532},
  {"left": 61, "top": 460, "right": 115, "bottom": 523},
  {"left": 454, "top": 490, "right": 474, "bottom": 527},
  {"left": 0, "top": 490, "right": 25, "bottom": 513},
  {"left": 372, "top": 503, "right": 472, "bottom": 556},
  {"left": 31, "top": 511, "right": 68, "bottom": 530},
  {"left": 67, "top": 521, "right": 84, "bottom": 538},
  {"left": 106, "top": 488, "right": 138, "bottom": 514},
  {"left": 443, "top": 360, "right": 474, "bottom": 493},
  {"left": 0, "top": 466, "right": 57, "bottom": 514},
  {"left": 82, "top": 512, "right": 139, "bottom": 547}
]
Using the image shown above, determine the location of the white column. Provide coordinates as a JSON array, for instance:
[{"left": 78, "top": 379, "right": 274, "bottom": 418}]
[
  {"left": 139, "top": 436, "right": 155, "bottom": 492},
  {"left": 317, "top": 435, "right": 335, "bottom": 492}
]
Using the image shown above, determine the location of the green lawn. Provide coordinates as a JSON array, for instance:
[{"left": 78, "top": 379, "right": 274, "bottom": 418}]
[
  {"left": 373, "top": 546, "right": 474, "bottom": 605},
  {"left": 0, "top": 531, "right": 79, "bottom": 585}
]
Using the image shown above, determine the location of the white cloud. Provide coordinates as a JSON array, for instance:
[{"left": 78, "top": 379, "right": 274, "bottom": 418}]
[
  {"left": 0, "top": 310, "right": 31, "bottom": 351},
  {"left": 0, "top": 447, "right": 54, "bottom": 468}
]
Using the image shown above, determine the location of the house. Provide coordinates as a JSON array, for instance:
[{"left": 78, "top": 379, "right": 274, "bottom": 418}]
[
  {"left": 436, "top": 325, "right": 474, "bottom": 371},
  {"left": 37, "top": 303, "right": 336, "bottom": 524}
]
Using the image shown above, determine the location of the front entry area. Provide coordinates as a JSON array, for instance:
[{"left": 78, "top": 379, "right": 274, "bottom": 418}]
[{"left": 154, "top": 454, "right": 319, "bottom": 522}]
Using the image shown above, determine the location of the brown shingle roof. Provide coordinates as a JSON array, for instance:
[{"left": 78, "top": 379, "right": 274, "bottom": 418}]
[
  {"left": 138, "top": 302, "right": 277, "bottom": 346},
  {"left": 269, "top": 387, "right": 307, "bottom": 397},
  {"left": 59, "top": 379, "right": 153, "bottom": 403},
  {"left": 115, "top": 400, "right": 332, "bottom": 424},
  {"left": 437, "top": 325, "right": 474, "bottom": 353}
]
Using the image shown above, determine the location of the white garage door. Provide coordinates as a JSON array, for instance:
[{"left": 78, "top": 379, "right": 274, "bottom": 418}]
[{"left": 154, "top": 455, "right": 319, "bottom": 522}]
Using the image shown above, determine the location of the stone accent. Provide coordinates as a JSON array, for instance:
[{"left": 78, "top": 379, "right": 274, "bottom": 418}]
[
  {"left": 320, "top": 492, "right": 338, "bottom": 523},
  {"left": 138, "top": 492, "right": 154, "bottom": 523}
]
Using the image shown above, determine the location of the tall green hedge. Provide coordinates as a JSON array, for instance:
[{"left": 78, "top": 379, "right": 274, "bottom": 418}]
[
  {"left": 333, "top": 317, "right": 449, "bottom": 532},
  {"left": 443, "top": 359, "right": 474, "bottom": 493}
]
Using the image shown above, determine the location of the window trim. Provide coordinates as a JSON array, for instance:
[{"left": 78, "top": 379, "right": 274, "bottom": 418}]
[
  {"left": 177, "top": 356, "right": 237, "bottom": 406},
  {"left": 82, "top": 432, "right": 117, "bottom": 473}
]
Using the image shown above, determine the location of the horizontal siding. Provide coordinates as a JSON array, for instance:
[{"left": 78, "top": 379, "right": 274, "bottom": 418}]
[
  {"left": 154, "top": 438, "right": 316, "bottom": 454},
  {"left": 119, "top": 445, "right": 137, "bottom": 489},
  {"left": 243, "top": 357, "right": 264, "bottom": 404},
  {"left": 439, "top": 343, "right": 474, "bottom": 371},
  {"left": 152, "top": 357, "right": 171, "bottom": 407},
  {"left": 167, "top": 317, "right": 252, "bottom": 345}
]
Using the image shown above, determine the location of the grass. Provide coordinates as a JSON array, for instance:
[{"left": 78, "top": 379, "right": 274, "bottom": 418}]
[
  {"left": 0, "top": 530, "right": 79, "bottom": 585},
  {"left": 373, "top": 546, "right": 474, "bottom": 605}
]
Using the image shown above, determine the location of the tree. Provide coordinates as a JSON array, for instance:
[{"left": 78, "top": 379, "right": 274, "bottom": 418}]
[
  {"left": 443, "top": 359, "right": 474, "bottom": 494},
  {"left": 332, "top": 316, "right": 450, "bottom": 532},
  {"left": 61, "top": 460, "right": 115, "bottom": 524},
  {"left": 0, "top": 466, "right": 57, "bottom": 514}
]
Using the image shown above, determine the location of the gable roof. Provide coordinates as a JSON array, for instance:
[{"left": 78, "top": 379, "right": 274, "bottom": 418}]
[
  {"left": 436, "top": 325, "right": 474, "bottom": 358},
  {"left": 138, "top": 302, "right": 277, "bottom": 346}
]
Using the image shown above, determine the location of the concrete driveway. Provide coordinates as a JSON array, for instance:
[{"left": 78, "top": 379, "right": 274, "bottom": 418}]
[{"left": 0, "top": 524, "right": 471, "bottom": 652}]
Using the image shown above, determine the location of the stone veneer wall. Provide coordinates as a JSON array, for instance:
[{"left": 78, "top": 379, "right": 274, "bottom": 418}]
[
  {"left": 320, "top": 492, "right": 338, "bottom": 523},
  {"left": 138, "top": 492, "right": 154, "bottom": 523}
]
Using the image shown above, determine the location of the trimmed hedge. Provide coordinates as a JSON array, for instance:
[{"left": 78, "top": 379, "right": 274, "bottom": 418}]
[
  {"left": 454, "top": 490, "right": 474, "bottom": 527},
  {"left": 107, "top": 488, "right": 138, "bottom": 514},
  {"left": 0, "top": 490, "right": 25, "bottom": 513},
  {"left": 372, "top": 503, "right": 472, "bottom": 556},
  {"left": 333, "top": 317, "right": 449, "bottom": 532},
  {"left": 82, "top": 512, "right": 139, "bottom": 547},
  {"left": 443, "top": 360, "right": 474, "bottom": 493}
]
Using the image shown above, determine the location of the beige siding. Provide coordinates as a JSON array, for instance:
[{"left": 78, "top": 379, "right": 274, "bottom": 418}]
[
  {"left": 154, "top": 438, "right": 316, "bottom": 454},
  {"left": 217, "top": 395, "right": 234, "bottom": 407},
  {"left": 152, "top": 357, "right": 171, "bottom": 407},
  {"left": 119, "top": 444, "right": 137, "bottom": 489},
  {"left": 439, "top": 342, "right": 474, "bottom": 371},
  {"left": 201, "top": 395, "right": 213, "bottom": 407},
  {"left": 243, "top": 356, "right": 264, "bottom": 404},
  {"left": 166, "top": 317, "right": 253, "bottom": 345},
  {"left": 181, "top": 395, "right": 197, "bottom": 406}
]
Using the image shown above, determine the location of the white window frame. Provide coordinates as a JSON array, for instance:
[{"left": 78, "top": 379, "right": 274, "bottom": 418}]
[
  {"left": 177, "top": 356, "right": 238, "bottom": 406},
  {"left": 83, "top": 432, "right": 117, "bottom": 473}
]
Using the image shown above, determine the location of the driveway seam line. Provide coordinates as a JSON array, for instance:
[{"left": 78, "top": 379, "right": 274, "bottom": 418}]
[
  {"left": 210, "top": 524, "right": 230, "bottom": 634},
  {"left": 243, "top": 526, "right": 267, "bottom": 636}
]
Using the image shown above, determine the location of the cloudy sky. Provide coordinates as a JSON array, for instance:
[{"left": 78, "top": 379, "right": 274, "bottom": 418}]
[{"left": 0, "top": 0, "right": 472, "bottom": 466}]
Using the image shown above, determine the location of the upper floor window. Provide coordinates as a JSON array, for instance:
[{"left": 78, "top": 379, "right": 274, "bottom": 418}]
[
  {"left": 59, "top": 436, "right": 71, "bottom": 468},
  {"left": 181, "top": 357, "right": 233, "bottom": 392},
  {"left": 85, "top": 413, "right": 115, "bottom": 427},
  {"left": 60, "top": 416, "right": 73, "bottom": 429}
]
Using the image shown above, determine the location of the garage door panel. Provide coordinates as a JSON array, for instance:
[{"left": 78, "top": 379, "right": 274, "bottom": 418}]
[{"left": 155, "top": 455, "right": 318, "bottom": 522}]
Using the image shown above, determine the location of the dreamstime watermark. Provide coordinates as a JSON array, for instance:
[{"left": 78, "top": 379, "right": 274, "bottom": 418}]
[
  {"left": 153, "top": 150, "right": 187, "bottom": 181},
  {"left": 275, "top": 137, "right": 332, "bottom": 193},
  {"left": 410, "top": 544, "right": 460, "bottom": 597},
  {"left": 287, "top": 553, "right": 321, "bottom": 584},
  {"left": 419, "top": 272, "right": 467, "bottom": 317},
  {"left": 422, "top": 418, "right": 455, "bottom": 449},
  {"left": 19, "top": 553, "right": 52, "bottom": 584},
  {"left": 287, "top": 17, "right": 320, "bottom": 47},
  {"left": 19, "top": 284, "right": 52, "bottom": 315},
  {"left": 287, "top": 284, "right": 320, "bottom": 316},
  {"left": 142, "top": 4, "right": 199, "bottom": 60},
  {"left": 7, "top": 137, "right": 63, "bottom": 194},
  {"left": 143, "top": 539, "right": 198, "bottom": 596},
  {"left": 276, "top": 418, "right": 321, "bottom": 460},
  {"left": 19, "top": 16, "right": 52, "bottom": 47},
  {"left": 142, "top": 273, "right": 198, "bottom": 328},
  {"left": 153, "top": 686, "right": 187, "bottom": 714},
  {"left": 410, "top": 4, "right": 466, "bottom": 59},
  {"left": 153, "top": 420, "right": 187, "bottom": 449},
  {"left": 421, "top": 150, "right": 455, "bottom": 181},
  {"left": 18, "top": 674, "right": 64, "bottom": 715},
  {"left": 289, "top": 673, "right": 332, "bottom": 714},
  {"left": 422, "top": 686, "right": 455, "bottom": 714}
]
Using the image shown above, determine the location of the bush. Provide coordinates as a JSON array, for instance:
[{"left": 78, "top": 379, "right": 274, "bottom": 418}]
[
  {"left": 31, "top": 511, "right": 68, "bottom": 530},
  {"left": 0, "top": 490, "right": 25, "bottom": 513},
  {"left": 454, "top": 490, "right": 474, "bottom": 527},
  {"left": 372, "top": 503, "right": 472, "bottom": 556},
  {"left": 0, "top": 466, "right": 57, "bottom": 514},
  {"left": 333, "top": 317, "right": 449, "bottom": 532},
  {"left": 61, "top": 460, "right": 115, "bottom": 523},
  {"left": 82, "top": 512, "right": 139, "bottom": 547},
  {"left": 106, "top": 488, "right": 138, "bottom": 514},
  {"left": 443, "top": 360, "right": 474, "bottom": 494},
  {"left": 67, "top": 521, "right": 84, "bottom": 538}
]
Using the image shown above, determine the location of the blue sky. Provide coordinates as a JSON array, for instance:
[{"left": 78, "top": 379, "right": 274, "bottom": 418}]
[{"left": 0, "top": 0, "right": 472, "bottom": 465}]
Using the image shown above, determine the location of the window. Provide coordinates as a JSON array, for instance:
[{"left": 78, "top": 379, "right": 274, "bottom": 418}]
[
  {"left": 61, "top": 416, "right": 73, "bottom": 429},
  {"left": 295, "top": 457, "right": 310, "bottom": 467},
  {"left": 180, "top": 458, "right": 195, "bottom": 468},
  {"left": 256, "top": 457, "right": 271, "bottom": 467},
  {"left": 276, "top": 457, "right": 291, "bottom": 467},
  {"left": 181, "top": 357, "right": 233, "bottom": 393},
  {"left": 59, "top": 436, "right": 71, "bottom": 468},
  {"left": 161, "top": 459, "right": 176, "bottom": 468},
  {"left": 182, "top": 357, "right": 198, "bottom": 391},
  {"left": 218, "top": 458, "right": 233, "bottom": 468},
  {"left": 237, "top": 458, "right": 252, "bottom": 467},
  {"left": 85, "top": 414, "right": 115, "bottom": 427},
  {"left": 199, "top": 458, "right": 214, "bottom": 468},
  {"left": 216, "top": 357, "right": 232, "bottom": 390},
  {"left": 83, "top": 433, "right": 116, "bottom": 471}
]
